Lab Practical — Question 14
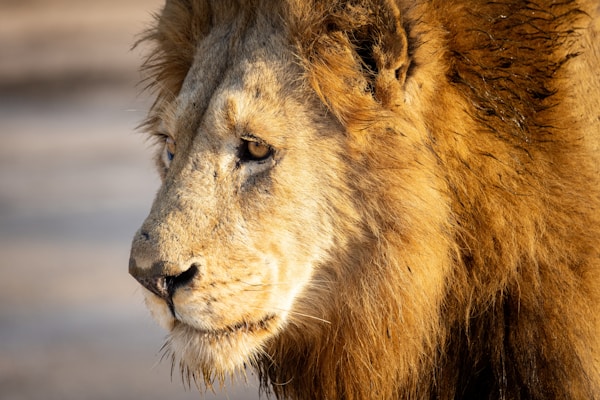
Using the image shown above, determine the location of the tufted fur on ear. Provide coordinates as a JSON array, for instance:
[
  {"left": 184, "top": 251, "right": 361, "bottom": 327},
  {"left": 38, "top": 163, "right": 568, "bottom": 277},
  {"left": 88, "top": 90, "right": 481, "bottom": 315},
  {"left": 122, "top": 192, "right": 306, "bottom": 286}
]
[
  {"left": 287, "top": 0, "right": 409, "bottom": 123},
  {"left": 367, "top": 0, "right": 409, "bottom": 106}
]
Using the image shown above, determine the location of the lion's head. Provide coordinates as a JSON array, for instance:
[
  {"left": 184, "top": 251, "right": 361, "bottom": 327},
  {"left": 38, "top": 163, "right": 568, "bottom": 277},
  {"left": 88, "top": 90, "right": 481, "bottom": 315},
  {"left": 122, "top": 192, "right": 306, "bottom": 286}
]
[
  {"left": 129, "top": 0, "right": 369, "bottom": 380},
  {"left": 130, "top": 0, "right": 600, "bottom": 398}
]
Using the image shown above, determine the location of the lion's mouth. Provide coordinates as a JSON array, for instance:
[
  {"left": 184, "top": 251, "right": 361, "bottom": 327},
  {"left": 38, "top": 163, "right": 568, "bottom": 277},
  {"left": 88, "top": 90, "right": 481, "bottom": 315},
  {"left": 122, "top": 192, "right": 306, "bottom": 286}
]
[{"left": 174, "top": 313, "right": 278, "bottom": 339}]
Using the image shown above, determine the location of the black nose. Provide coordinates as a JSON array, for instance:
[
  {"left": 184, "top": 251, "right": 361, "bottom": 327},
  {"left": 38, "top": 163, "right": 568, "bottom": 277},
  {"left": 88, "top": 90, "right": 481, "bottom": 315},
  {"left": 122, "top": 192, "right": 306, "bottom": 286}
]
[{"left": 130, "top": 262, "right": 199, "bottom": 301}]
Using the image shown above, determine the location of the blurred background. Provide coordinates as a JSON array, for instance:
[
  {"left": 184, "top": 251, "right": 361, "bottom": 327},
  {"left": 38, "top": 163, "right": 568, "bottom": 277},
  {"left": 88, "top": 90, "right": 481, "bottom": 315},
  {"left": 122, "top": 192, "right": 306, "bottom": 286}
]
[{"left": 0, "top": 1, "right": 259, "bottom": 399}]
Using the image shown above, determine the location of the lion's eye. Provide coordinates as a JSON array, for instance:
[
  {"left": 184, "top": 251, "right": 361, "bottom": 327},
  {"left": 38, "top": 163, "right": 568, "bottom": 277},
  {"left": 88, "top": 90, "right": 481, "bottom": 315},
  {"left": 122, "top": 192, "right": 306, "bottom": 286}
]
[
  {"left": 247, "top": 141, "right": 271, "bottom": 159},
  {"left": 166, "top": 137, "right": 176, "bottom": 161},
  {"left": 240, "top": 139, "right": 273, "bottom": 162}
]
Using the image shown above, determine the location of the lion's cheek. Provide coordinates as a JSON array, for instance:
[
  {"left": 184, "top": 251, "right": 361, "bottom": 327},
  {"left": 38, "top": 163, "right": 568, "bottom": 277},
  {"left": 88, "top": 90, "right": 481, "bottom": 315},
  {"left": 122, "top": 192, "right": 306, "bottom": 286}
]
[{"left": 170, "top": 290, "right": 233, "bottom": 331}]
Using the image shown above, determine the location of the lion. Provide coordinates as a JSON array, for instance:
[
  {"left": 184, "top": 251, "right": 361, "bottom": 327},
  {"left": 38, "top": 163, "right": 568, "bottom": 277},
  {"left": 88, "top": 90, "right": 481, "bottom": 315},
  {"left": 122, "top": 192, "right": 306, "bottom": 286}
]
[{"left": 129, "top": 0, "right": 600, "bottom": 398}]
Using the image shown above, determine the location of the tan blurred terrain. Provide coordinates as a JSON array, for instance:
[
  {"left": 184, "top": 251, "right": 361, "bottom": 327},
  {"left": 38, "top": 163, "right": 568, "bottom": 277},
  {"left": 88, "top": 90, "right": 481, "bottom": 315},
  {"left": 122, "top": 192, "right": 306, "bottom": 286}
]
[{"left": 0, "top": 1, "right": 258, "bottom": 399}]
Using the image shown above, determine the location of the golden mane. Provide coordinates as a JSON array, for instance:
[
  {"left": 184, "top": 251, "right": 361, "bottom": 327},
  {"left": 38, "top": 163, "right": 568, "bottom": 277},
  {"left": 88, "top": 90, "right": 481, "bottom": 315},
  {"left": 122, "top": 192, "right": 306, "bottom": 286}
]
[{"left": 135, "top": 0, "right": 600, "bottom": 398}]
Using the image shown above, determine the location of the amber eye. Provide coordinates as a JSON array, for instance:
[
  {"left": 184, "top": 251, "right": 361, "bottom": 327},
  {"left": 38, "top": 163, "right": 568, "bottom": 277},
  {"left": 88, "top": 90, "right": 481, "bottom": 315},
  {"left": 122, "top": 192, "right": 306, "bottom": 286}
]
[
  {"left": 165, "top": 136, "right": 176, "bottom": 162},
  {"left": 241, "top": 139, "right": 273, "bottom": 162},
  {"left": 248, "top": 141, "right": 270, "bottom": 159}
]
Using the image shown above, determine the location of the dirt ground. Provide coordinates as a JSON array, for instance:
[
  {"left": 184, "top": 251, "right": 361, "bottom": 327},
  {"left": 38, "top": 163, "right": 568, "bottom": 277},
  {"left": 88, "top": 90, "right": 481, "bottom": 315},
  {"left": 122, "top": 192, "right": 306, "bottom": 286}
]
[{"left": 0, "top": 1, "right": 259, "bottom": 399}]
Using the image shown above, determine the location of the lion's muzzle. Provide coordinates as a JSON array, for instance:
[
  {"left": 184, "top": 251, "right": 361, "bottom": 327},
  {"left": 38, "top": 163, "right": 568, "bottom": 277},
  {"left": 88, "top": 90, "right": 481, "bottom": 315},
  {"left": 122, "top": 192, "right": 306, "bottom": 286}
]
[{"left": 128, "top": 224, "right": 204, "bottom": 316}]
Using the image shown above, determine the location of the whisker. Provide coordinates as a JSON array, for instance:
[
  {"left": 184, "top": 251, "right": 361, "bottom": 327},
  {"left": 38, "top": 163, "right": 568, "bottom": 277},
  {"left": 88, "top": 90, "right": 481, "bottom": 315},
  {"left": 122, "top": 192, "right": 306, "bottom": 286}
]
[
  {"left": 238, "top": 281, "right": 331, "bottom": 296},
  {"left": 239, "top": 279, "right": 332, "bottom": 287},
  {"left": 244, "top": 305, "right": 332, "bottom": 325},
  {"left": 240, "top": 284, "right": 329, "bottom": 294},
  {"left": 287, "top": 310, "right": 331, "bottom": 325}
]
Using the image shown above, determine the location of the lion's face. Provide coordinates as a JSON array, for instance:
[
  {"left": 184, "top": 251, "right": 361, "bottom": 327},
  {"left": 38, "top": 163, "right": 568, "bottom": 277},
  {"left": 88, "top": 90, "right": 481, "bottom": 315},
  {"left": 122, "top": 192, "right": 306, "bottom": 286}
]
[{"left": 129, "top": 8, "right": 354, "bottom": 375}]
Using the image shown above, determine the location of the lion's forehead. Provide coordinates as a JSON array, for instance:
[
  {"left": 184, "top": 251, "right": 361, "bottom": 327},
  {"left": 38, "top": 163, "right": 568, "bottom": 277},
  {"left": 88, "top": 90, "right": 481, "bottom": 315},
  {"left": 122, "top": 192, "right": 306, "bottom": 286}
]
[
  {"left": 168, "top": 9, "right": 295, "bottom": 139},
  {"left": 176, "top": 62, "right": 285, "bottom": 128}
]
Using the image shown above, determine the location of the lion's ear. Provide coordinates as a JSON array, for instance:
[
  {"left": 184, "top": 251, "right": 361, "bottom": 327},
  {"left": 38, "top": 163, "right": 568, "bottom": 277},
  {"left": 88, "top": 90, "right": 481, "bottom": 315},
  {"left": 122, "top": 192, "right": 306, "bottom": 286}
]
[
  {"left": 350, "top": 0, "right": 409, "bottom": 107},
  {"left": 290, "top": 0, "right": 409, "bottom": 121}
]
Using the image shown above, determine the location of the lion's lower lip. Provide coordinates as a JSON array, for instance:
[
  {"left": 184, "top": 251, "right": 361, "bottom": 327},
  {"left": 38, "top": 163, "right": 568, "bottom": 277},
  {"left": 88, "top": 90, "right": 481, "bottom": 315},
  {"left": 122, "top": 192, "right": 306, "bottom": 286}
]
[{"left": 177, "top": 314, "right": 278, "bottom": 339}]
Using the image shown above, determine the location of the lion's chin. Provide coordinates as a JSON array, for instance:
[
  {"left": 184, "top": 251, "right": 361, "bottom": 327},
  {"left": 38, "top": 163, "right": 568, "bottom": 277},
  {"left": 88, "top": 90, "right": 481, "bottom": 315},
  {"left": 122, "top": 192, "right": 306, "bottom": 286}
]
[{"left": 166, "top": 314, "right": 280, "bottom": 377}]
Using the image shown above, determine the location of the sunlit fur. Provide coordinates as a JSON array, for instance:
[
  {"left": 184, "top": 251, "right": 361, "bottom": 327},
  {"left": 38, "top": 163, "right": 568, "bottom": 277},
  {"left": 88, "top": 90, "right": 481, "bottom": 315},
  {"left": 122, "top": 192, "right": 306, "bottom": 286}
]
[{"left": 131, "top": 0, "right": 600, "bottom": 398}]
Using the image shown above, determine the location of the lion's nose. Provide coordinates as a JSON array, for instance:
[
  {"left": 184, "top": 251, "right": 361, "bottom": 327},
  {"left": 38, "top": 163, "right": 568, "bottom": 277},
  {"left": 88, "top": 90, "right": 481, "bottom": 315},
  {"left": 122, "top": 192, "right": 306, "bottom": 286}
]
[
  {"left": 129, "top": 228, "right": 202, "bottom": 301},
  {"left": 129, "top": 259, "right": 199, "bottom": 301}
]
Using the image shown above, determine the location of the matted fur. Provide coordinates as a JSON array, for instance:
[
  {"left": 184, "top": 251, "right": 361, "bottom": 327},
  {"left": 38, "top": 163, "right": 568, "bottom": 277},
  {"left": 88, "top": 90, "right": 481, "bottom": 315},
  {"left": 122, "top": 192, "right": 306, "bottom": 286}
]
[{"left": 130, "top": 0, "right": 600, "bottom": 398}]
